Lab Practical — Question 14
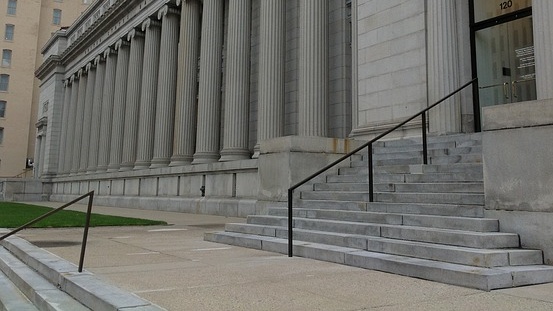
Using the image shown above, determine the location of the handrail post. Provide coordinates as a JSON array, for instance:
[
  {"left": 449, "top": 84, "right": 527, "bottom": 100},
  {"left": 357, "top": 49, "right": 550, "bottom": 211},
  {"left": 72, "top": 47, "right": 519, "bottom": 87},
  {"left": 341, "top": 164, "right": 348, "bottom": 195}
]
[
  {"left": 78, "top": 192, "right": 94, "bottom": 272},
  {"left": 368, "top": 143, "right": 374, "bottom": 202},
  {"left": 422, "top": 112, "right": 428, "bottom": 165},
  {"left": 288, "top": 189, "right": 293, "bottom": 257}
]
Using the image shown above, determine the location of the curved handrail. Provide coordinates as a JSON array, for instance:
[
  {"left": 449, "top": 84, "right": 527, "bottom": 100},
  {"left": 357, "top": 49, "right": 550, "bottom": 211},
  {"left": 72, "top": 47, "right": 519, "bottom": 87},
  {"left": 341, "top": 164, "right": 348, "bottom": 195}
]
[
  {"left": 0, "top": 191, "right": 95, "bottom": 272},
  {"left": 287, "top": 78, "right": 478, "bottom": 257}
]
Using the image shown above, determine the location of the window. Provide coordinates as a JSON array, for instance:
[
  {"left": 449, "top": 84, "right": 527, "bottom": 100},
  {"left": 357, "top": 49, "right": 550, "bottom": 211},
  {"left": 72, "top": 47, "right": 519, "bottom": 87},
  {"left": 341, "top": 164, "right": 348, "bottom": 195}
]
[
  {"left": 2, "top": 49, "right": 11, "bottom": 67},
  {"left": 0, "top": 127, "right": 4, "bottom": 145},
  {"left": 7, "top": 0, "right": 16, "bottom": 15},
  {"left": 4, "top": 24, "right": 14, "bottom": 41},
  {"left": 0, "top": 74, "right": 9, "bottom": 91},
  {"left": 53, "top": 9, "right": 62, "bottom": 25},
  {"left": 0, "top": 101, "right": 5, "bottom": 117}
]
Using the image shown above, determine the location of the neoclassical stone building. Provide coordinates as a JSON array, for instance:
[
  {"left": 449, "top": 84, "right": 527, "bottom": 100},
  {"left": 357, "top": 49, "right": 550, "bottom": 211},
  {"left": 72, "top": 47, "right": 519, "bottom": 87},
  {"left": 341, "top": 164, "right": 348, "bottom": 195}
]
[{"left": 32, "top": 0, "right": 553, "bottom": 254}]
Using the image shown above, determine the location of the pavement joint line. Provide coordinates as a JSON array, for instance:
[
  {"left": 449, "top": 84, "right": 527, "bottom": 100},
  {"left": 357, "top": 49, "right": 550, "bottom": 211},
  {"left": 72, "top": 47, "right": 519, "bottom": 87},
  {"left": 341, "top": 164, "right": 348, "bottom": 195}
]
[
  {"left": 126, "top": 251, "right": 161, "bottom": 256},
  {"left": 134, "top": 287, "right": 179, "bottom": 294},
  {"left": 191, "top": 247, "right": 232, "bottom": 252},
  {"left": 147, "top": 228, "right": 188, "bottom": 232}
]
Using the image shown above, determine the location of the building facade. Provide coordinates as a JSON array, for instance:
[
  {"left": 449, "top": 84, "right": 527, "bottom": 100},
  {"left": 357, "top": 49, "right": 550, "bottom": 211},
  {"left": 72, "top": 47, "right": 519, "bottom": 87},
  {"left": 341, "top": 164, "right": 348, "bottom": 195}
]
[
  {"left": 0, "top": 0, "right": 89, "bottom": 178},
  {"left": 32, "top": 0, "right": 553, "bottom": 259}
]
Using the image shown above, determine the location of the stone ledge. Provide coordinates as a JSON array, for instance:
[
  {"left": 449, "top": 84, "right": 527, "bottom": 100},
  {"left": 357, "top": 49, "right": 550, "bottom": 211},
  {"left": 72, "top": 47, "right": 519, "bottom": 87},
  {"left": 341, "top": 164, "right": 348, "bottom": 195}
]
[{"left": 482, "top": 98, "right": 553, "bottom": 131}]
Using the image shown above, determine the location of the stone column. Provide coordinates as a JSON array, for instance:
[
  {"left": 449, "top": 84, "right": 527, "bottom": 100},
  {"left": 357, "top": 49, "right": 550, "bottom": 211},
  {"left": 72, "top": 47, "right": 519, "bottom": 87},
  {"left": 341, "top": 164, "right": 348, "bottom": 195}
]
[
  {"left": 71, "top": 70, "right": 87, "bottom": 174},
  {"left": 64, "top": 74, "right": 79, "bottom": 174},
  {"left": 192, "top": 0, "right": 224, "bottom": 164},
  {"left": 170, "top": 0, "right": 201, "bottom": 166},
  {"left": 79, "top": 62, "right": 96, "bottom": 173},
  {"left": 298, "top": 0, "right": 328, "bottom": 137},
  {"left": 220, "top": 0, "right": 252, "bottom": 162},
  {"left": 97, "top": 48, "right": 118, "bottom": 172},
  {"left": 57, "top": 80, "right": 72, "bottom": 175},
  {"left": 150, "top": 6, "right": 180, "bottom": 168},
  {"left": 255, "top": 0, "right": 285, "bottom": 156},
  {"left": 107, "top": 39, "right": 131, "bottom": 172},
  {"left": 533, "top": 0, "right": 553, "bottom": 100},
  {"left": 87, "top": 55, "right": 106, "bottom": 173},
  {"left": 427, "top": 0, "right": 461, "bottom": 134},
  {"left": 120, "top": 29, "right": 145, "bottom": 171},
  {"left": 134, "top": 18, "right": 162, "bottom": 169}
]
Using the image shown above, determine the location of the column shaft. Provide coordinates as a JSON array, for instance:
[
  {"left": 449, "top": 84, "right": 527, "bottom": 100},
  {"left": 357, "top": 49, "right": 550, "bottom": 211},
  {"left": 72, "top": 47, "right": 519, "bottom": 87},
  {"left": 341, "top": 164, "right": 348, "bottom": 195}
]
[
  {"left": 298, "top": 0, "right": 328, "bottom": 137},
  {"left": 533, "top": 0, "right": 553, "bottom": 100},
  {"left": 170, "top": 0, "right": 201, "bottom": 166},
  {"left": 87, "top": 56, "right": 106, "bottom": 172},
  {"left": 65, "top": 75, "right": 80, "bottom": 173},
  {"left": 120, "top": 30, "right": 145, "bottom": 171},
  {"left": 428, "top": 0, "right": 461, "bottom": 134},
  {"left": 134, "top": 19, "right": 162, "bottom": 169},
  {"left": 220, "top": 0, "right": 252, "bottom": 162},
  {"left": 79, "top": 63, "right": 96, "bottom": 173},
  {"left": 97, "top": 48, "right": 118, "bottom": 172},
  {"left": 107, "top": 40, "right": 131, "bottom": 172},
  {"left": 150, "top": 6, "right": 180, "bottom": 168},
  {"left": 57, "top": 80, "right": 72, "bottom": 175},
  {"left": 193, "top": 0, "right": 224, "bottom": 164}
]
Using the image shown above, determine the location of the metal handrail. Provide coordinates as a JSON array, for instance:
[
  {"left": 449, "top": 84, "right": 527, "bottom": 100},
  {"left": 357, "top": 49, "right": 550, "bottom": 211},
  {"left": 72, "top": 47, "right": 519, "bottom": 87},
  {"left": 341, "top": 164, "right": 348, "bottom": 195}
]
[
  {"left": 287, "top": 78, "right": 477, "bottom": 257},
  {"left": 0, "top": 191, "right": 95, "bottom": 272}
]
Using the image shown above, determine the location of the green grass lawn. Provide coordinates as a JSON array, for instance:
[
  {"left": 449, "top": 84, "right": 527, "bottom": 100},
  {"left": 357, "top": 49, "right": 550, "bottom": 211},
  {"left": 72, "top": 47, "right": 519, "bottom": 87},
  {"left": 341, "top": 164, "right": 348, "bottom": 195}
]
[{"left": 0, "top": 202, "right": 167, "bottom": 228}]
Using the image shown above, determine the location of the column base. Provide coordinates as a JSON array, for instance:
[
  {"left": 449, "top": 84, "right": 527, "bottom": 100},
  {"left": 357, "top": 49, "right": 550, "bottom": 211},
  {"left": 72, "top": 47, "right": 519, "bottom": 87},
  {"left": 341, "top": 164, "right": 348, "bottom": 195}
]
[
  {"left": 219, "top": 148, "right": 251, "bottom": 162},
  {"left": 191, "top": 152, "right": 220, "bottom": 164},
  {"left": 149, "top": 157, "right": 170, "bottom": 168},
  {"left": 96, "top": 166, "right": 108, "bottom": 173},
  {"left": 119, "top": 163, "right": 134, "bottom": 172},
  {"left": 169, "top": 155, "right": 193, "bottom": 167},
  {"left": 107, "top": 164, "right": 120, "bottom": 172},
  {"left": 133, "top": 160, "right": 151, "bottom": 170}
]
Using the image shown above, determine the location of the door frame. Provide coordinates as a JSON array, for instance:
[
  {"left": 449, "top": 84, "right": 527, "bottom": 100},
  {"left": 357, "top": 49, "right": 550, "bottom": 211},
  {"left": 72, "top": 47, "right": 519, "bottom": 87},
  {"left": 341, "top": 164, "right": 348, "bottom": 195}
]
[{"left": 469, "top": 0, "right": 532, "bottom": 132}]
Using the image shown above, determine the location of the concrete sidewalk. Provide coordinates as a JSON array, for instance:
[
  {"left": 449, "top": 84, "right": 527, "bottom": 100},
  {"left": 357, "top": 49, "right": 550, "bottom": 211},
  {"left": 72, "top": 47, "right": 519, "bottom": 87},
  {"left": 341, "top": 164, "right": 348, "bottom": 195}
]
[{"left": 13, "top": 202, "right": 553, "bottom": 311}]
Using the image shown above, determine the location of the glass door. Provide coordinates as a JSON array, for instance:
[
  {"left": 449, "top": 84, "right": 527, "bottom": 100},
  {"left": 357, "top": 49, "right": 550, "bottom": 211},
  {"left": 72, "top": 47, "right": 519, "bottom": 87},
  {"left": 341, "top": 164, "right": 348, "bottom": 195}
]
[{"left": 475, "top": 16, "right": 536, "bottom": 112}]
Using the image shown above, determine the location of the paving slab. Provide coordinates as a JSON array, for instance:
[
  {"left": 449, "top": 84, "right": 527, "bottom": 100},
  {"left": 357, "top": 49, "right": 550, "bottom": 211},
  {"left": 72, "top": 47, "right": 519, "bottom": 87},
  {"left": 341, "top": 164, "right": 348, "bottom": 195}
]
[{"left": 8, "top": 202, "right": 553, "bottom": 311}]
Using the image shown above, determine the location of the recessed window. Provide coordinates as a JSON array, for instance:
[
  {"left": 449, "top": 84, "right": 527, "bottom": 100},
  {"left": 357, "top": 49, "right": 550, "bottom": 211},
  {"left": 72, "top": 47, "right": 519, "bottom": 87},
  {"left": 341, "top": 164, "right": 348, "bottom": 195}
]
[
  {"left": 0, "top": 74, "right": 9, "bottom": 91},
  {"left": 53, "top": 9, "right": 62, "bottom": 25},
  {"left": 0, "top": 127, "right": 4, "bottom": 144},
  {"left": 2, "top": 49, "right": 11, "bottom": 67},
  {"left": 7, "top": 0, "right": 17, "bottom": 15},
  {"left": 4, "top": 24, "right": 14, "bottom": 41},
  {"left": 0, "top": 101, "right": 5, "bottom": 117}
]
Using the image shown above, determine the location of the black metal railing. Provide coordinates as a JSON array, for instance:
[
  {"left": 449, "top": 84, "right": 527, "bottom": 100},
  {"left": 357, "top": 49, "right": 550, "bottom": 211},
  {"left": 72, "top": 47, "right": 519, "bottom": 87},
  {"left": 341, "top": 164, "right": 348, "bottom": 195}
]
[
  {"left": 0, "top": 191, "right": 95, "bottom": 272},
  {"left": 287, "top": 78, "right": 477, "bottom": 257}
]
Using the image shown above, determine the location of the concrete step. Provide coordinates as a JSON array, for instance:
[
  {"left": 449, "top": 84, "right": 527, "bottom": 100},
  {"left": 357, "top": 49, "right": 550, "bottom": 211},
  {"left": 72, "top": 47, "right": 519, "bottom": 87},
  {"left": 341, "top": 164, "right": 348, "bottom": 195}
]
[
  {"left": 244, "top": 216, "right": 518, "bottom": 248},
  {"left": 300, "top": 190, "right": 485, "bottom": 205},
  {"left": 0, "top": 246, "right": 90, "bottom": 311},
  {"left": 353, "top": 153, "right": 483, "bottom": 167},
  {"left": 328, "top": 171, "right": 483, "bottom": 183},
  {"left": 371, "top": 146, "right": 481, "bottom": 159},
  {"left": 295, "top": 200, "right": 485, "bottom": 217},
  {"left": 267, "top": 208, "right": 497, "bottom": 232},
  {"left": 204, "top": 232, "right": 553, "bottom": 291},
  {"left": 0, "top": 236, "right": 165, "bottom": 311},
  {"left": 340, "top": 163, "right": 483, "bottom": 175},
  {"left": 313, "top": 182, "right": 483, "bottom": 193},
  {"left": 0, "top": 268, "right": 39, "bottom": 311}
]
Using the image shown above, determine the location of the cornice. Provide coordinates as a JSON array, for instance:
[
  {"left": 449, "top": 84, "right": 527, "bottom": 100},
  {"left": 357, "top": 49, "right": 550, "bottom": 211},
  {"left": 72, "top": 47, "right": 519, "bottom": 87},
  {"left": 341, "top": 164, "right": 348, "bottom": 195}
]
[{"left": 35, "top": 55, "right": 63, "bottom": 80}]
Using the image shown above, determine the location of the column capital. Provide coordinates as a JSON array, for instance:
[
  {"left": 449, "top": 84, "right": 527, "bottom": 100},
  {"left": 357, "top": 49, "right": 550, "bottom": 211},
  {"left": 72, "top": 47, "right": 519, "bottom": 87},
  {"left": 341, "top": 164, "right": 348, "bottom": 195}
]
[
  {"left": 158, "top": 5, "right": 180, "bottom": 20},
  {"left": 64, "top": 79, "right": 70, "bottom": 87},
  {"left": 127, "top": 28, "right": 145, "bottom": 41},
  {"left": 177, "top": 0, "right": 201, "bottom": 5},
  {"left": 77, "top": 68, "right": 85, "bottom": 78},
  {"left": 94, "top": 54, "right": 104, "bottom": 66},
  {"left": 142, "top": 17, "right": 162, "bottom": 31},
  {"left": 115, "top": 38, "right": 130, "bottom": 50},
  {"left": 103, "top": 47, "right": 117, "bottom": 58},
  {"left": 85, "top": 62, "right": 95, "bottom": 72}
]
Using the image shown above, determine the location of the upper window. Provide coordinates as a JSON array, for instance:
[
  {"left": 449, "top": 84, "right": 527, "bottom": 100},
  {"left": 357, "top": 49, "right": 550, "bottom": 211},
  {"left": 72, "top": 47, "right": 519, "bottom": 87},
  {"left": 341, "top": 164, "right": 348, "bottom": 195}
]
[
  {"left": 0, "top": 101, "right": 5, "bottom": 117},
  {"left": 7, "top": 0, "right": 17, "bottom": 15},
  {"left": 0, "top": 74, "right": 10, "bottom": 91},
  {"left": 4, "top": 24, "right": 14, "bottom": 41},
  {"left": 2, "top": 49, "right": 11, "bottom": 67},
  {"left": 0, "top": 127, "right": 4, "bottom": 145},
  {"left": 53, "top": 9, "right": 62, "bottom": 25}
]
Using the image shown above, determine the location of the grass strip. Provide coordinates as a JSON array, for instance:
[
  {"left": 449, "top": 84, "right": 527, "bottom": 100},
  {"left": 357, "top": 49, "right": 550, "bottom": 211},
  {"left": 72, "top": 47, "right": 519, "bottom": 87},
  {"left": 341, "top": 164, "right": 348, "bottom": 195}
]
[{"left": 0, "top": 202, "right": 167, "bottom": 228}]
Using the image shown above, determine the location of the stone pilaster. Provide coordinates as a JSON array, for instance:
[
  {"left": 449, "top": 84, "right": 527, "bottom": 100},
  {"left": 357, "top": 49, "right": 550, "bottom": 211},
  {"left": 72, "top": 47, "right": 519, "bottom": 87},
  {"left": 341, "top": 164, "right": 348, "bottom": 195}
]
[
  {"left": 87, "top": 55, "right": 106, "bottom": 173},
  {"left": 170, "top": 0, "right": 201, "bottom": 166},
  {"left": 57, "top": 80, "right": 72, "bottom": 175},
  {"left": 192, "top": 0, "right": 224, "bottom": 164},
  {"left": 533, "top": 0, "right": 553, "bottom": 100},
  {"left": 255, "top": 0, "right": 286, "bottom": 157},
  {"left": 220, "top": 0, "right": 252, "bottom": 162},
  {"left": 107, "top": 39, "right": 131, "bottom": 172},
  {"left": 298, "top": 0, "right": 328, "bottom": 137},
  {"left": 120, "top": 29, "right": 145, "bottom": 171},
  {"left": 134, "top": 18, "right": 162, "bottom": 169},
  {"left": 97, "top": 47, "right": 118, "bottom": 172},
  {"left": 71, "top": 70, "right": 87, "bottom": 174},
  {"left": 428, "top": 0, "right": 461, "bottom": 134},
  {"left": 150, "top": 6, "right": 180, "bottom": 168},
  {"left": 79, "top": 62, "right": 96, "bottom": 173}
]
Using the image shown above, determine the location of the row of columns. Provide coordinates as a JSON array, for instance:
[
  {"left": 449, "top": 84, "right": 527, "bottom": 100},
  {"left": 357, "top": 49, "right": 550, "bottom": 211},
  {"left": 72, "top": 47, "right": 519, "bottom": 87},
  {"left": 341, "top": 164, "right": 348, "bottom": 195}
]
[{"left": 56, "top": 0, "right": 329, "bottom": 175}]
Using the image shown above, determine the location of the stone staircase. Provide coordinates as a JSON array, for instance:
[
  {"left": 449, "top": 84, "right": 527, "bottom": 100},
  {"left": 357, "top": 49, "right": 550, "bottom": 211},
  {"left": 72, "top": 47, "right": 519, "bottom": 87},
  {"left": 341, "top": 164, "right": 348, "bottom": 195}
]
[
  {"left": 0, "top": 234, "right": 165, "bottom": 311},
  {"left": 205, "top": 133, "right": 553, "bottom": 291}
]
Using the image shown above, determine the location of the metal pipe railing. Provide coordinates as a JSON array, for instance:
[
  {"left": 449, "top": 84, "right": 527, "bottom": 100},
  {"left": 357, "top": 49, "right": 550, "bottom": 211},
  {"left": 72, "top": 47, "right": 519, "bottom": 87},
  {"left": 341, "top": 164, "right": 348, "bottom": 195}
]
[
  {"left": 0, "top": 191, "right": 95, "bottom": 272},
  {"left": 286, "top": 78, "right": 477, "bottom": 257}
]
